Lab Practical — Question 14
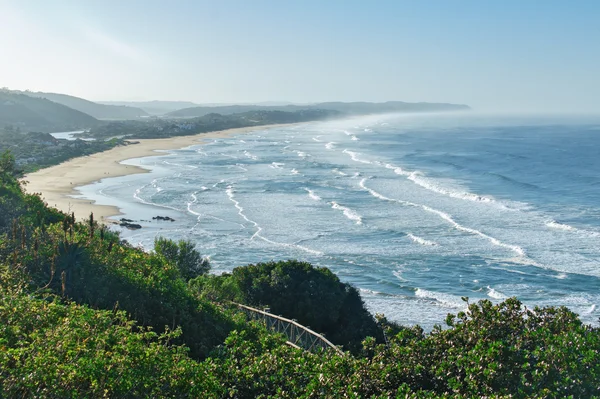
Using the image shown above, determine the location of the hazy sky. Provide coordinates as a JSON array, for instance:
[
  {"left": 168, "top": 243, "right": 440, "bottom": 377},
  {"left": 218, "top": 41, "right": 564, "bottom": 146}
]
[{"left": 1, "top": 0, "right": 598, "bottom": 112}]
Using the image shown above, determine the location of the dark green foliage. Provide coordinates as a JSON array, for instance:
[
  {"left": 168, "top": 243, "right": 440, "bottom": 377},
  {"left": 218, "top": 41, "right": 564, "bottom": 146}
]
[
  {"left": 154, "top": 236, "right": 210, "bottom": 280},
  {"left": 0, "top": 267, "right": 220, "bottom": 398},
  {"left": 0, "top": 129, "right": 124, "bottom": 173},
  {"left": 363, "top": 298, "right": 600, "bottom": 398},
  {"left": 85, "top": 109, "right": 341, "bottom": 140},
  {"left": 198, "top": 260, "right": 384, "bottom": 352}
]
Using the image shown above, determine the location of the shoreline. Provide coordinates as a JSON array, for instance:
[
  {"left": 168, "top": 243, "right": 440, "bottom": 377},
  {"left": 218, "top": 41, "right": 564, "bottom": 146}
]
[{"left": 23, "top": 123, "right": 296, "bottom": 222}]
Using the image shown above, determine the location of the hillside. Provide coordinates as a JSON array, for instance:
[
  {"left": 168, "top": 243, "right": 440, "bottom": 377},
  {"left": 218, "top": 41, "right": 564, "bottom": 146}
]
[
  {"left": 0, "top": 90, "right": 98, "bottom": 132},
  {"left": 167, "top": 100, "right": 471, "bottom": 118},
  {"left": 25, "top": 91, "right": 148, "bottom": 120},
  {"left": 98, "top": 100, "right": 199, "bottom": 115}
]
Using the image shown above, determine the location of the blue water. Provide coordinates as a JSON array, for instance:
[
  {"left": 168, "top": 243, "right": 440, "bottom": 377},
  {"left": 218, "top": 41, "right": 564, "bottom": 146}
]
[{"left": 76, "top": 113, "right": 600, "bottom": 328}]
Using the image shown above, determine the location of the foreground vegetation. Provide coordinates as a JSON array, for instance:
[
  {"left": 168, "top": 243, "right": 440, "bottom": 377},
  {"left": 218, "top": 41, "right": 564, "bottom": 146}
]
[{"left": 1, "top": 151, "right": 599, "bottom": 398}]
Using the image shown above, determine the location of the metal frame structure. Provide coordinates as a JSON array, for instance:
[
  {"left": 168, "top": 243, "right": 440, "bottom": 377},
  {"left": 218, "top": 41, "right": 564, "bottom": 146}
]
[{"left": 234, "top": 303, "right": 344, "bottom": 355}]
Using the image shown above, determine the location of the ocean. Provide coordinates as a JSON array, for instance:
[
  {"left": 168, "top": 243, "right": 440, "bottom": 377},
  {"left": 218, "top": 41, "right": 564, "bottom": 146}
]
[{"left": 75, "top": 113, "right": 600, "bottom": 328}]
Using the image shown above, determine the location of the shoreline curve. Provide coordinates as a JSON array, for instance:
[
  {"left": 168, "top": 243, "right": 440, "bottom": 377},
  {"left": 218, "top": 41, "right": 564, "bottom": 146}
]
[{"left": 23, "top": 123, "right": 296, "bottom": 223}]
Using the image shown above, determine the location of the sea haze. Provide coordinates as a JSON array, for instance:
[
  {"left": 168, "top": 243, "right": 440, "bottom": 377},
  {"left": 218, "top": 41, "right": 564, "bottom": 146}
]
[{"left": 76, "top": 113, "right": 600, "bottom": 328}]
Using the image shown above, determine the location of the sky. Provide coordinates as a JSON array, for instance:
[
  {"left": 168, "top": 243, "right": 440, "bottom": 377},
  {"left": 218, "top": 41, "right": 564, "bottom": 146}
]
[{"left": 1, "top": 0, "right": 599, "bottom": 112}]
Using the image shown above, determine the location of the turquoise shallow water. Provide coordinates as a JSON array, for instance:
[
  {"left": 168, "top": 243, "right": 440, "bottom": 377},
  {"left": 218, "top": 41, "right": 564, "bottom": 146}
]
[{"left": 76, "top": 113, "right": 600, "bottom": 328}]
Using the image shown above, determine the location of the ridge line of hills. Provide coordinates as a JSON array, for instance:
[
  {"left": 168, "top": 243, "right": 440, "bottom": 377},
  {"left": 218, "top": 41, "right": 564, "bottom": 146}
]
[{"left": 0, "top": 88, "right": 470, "bottom": 133}]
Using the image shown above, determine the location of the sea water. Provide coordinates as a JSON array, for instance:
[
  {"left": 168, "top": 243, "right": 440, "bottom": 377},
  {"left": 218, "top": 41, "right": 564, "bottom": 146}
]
[{"left": 75, "top": 113, "right": 600, "bottom": 328}]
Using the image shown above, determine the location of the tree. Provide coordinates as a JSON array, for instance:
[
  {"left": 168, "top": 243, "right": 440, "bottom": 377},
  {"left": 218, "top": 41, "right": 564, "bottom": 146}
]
[{"left": 154, "top": 237, "right": 210, "bottom": 280}]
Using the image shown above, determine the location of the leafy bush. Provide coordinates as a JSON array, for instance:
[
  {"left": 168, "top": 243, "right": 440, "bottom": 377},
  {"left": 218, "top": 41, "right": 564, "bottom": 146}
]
[
  {"left": 154, "top": 236, "right": 210, "bottom": 280},
  {"left": 195, "top": 260, "right": 384, "bottom": 353}
]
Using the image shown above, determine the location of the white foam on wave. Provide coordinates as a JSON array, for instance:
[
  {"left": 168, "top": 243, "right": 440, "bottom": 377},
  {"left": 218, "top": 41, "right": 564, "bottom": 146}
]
[
  {"left": 150, "top": 179, "right": 163, "bottom": 192},
  {"left": 384, "top": 162, "right": 507, "bottom": 208},
  {"left": 243, "top": 150, "right": 258, "bottom": 160},
  {"left": 332, "top": 168, "right": 347, "bottom": 176},
  {"left": 546, "top": 220, "right": 576, "bottom": 231},
  {"left": 364, "top": 128, "right": 372, "bottom": 132},
  {"left": 187, "top": 191, "right": 201, "bottom": 217},
  {"left": 415, "top": 288, "right": 466, "bottom": 309},
  {"left": 291, "top": 168, "right": 300, "bottom": 175},
  {"left": 325, "top": 142, "right": 336, "bottom": 150},
  {"left": 351, "top": 135, "right": 359, "bottom": 141},
  {"left": 226, "top": 185, "right": 322, "bottom": 255},
  {"left": 303, "top": 188, "right": 322, "bottom": 201},
  {"left": 295, "top": 150, "right": 309, "bottom": 158},
  {"left": 359, "top": 178, "right": 529, "bottom": 260},
  {"left": 270, "top": 162, "right": 285, "bottom": 169},
  {"left": 384, "top": 163, "right": 412, "bottom": 176},
  {"left": 408, "top": 172, "right": 496, "bottom": 204},
  {"left": 312, "top": 137, "right": 322, "bottom": 142},
  {"left": 407, "top": 233, "right": 437, "bottom": 246},
  {"left": 584, "top": 304, "right": 597, "bottom": 314},
  {"left": 343, "top": 149, "right": 372, "bottom": 164},
  {"left": 133, "top": 185, "right": 181, "bottom": 213},
  {"left": 392, "top": 270, "right": 408, "bottom": 282},
  {"left": 331, "top": 201, "right": 363, "bottom": 225},
  {"left": 235, "top": 163, "right": 248, "bottom": 172},
  {"left": 486, "top": 286, "right": 508, "bottom": 300}
]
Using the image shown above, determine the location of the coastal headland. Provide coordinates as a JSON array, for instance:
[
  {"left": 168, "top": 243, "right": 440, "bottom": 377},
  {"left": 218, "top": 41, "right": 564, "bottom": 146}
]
[{"left": 23, "top": 124, "right": 294, "bottom": 222}]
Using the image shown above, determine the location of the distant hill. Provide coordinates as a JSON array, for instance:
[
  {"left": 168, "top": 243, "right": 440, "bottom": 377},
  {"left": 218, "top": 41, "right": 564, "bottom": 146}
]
[
  {"left": 25, "top": 92, "right": 148, "bottom": 120},
  {"left": 98, "top": 100, "right": 200, "bottom": 116},
  {"left": 0, "top": 90, "right": 99, "bottom": 132},
  {"left": 166, "top": 101, "right": 470, "bottom": 118}
]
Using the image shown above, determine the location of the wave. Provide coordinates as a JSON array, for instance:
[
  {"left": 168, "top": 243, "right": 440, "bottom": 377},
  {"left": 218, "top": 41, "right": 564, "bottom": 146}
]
[
  {"left": 351, "top": 135, "right": 359, "bottom": 141},
  {"left": 270, "top": 162, "right": 285, "bottom": 169},
  {"left": 235, "top": 163, "right": 248, "bottom": 172},
  {"left": 303, "top": 188, "right": 322, "bottom": 201},
  {"left": 415, "top": 288, "right": 466, "bottom": 309},
  {"left": 392, "top": 270, "right": 408, "bottom": 282},
  {"left": 546, "top": 220, "right": 577, "bottom": 231},
  {"left": 243, "top": 150, "right": 258, "bottom": 160},
  {"left": 295, "top": 150, "right": 309, "bottom": 158},
  {"left": 187, "top": 191, "right": 201, "bottom": 217},
  {"left": 150, "top": 179, "right": 163, "bottom": 192},
  {"left": 384, "top": 163, "right": 411, "bottom": 177},
  {"left": 331, "top": 201, "right": 362, "bottom": 224},
  {"left": 408, "top": 172, "right": 497, "bottom": 204},
  {"left": 332, "top": 168, "right": 347, "bottom": 176},
  {"left": 383, "top": 161, "right": 507, "bottom": 208},
  {"left": 226, "top": 185, "right": 322, "bottom": 255},
  {"left": 486, "top": 286, "right": 508, "bottom": 300},
  {"left": 291, "top": 168, "right": 300, "bottom": 175},
  {"left": 407, "top": 233, "right": 437, "bottom": 246},
  {"left": 312, "top": 136, "right": 322, "bottom": 142},
  {"left": 325, "top": 142, "right": 336, "bottom": 150},
  {"left": 133, "top": 186, "right": 181, "bottom": 213},
  {"left": 359, "top": 178, "right": 528, "bottom": 259},
  {"left": 343, "top": 149, "right": 372, "bottom": 164},
  {"left": 487, "top": 172, "right": 540, "bottom": 190},
  {"left": 257, "top": 234, "right": 324, "bottom": 256},
  {"left": 546, "top": 219, "right": 600, "bottom": 237}
]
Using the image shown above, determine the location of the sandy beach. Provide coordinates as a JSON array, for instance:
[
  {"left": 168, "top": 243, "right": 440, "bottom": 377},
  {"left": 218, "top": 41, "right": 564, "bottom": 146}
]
[{"left": 23, "top": 124, "right": 293, "bottom": 222}]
